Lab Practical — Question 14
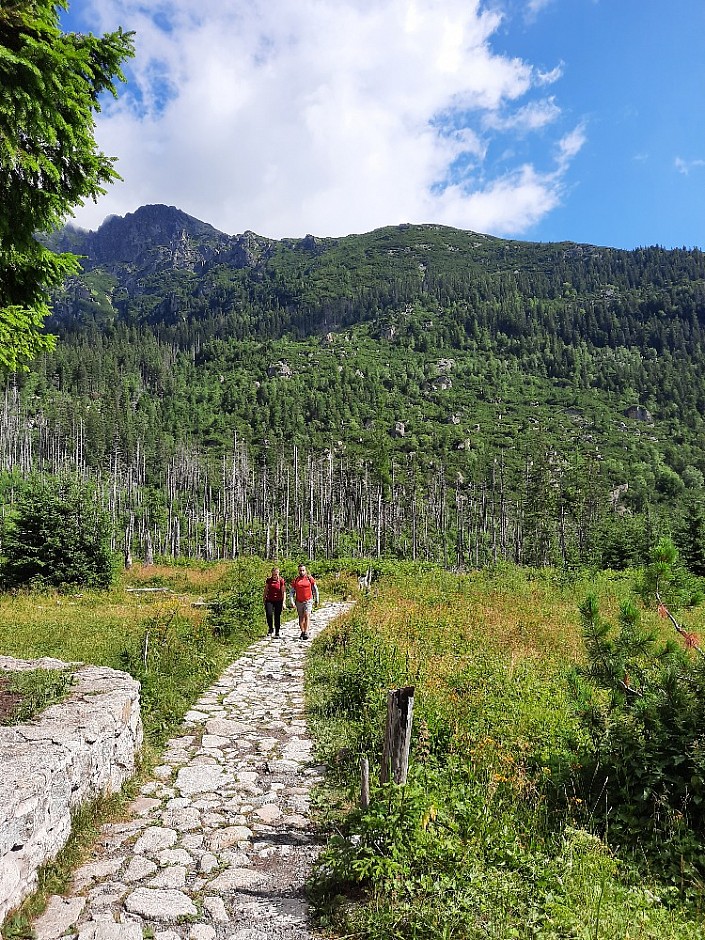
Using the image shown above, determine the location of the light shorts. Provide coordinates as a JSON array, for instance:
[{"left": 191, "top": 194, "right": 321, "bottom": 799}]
[{"left": 295, "top": 599, "right": 313, "bottom": 615}]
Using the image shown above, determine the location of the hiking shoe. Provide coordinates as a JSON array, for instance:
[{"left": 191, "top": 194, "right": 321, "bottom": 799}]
[
  {"left": 267, "top": 628, "right": 274, "bottom": 636},
  {"left": 300, "top": 632, "right": 309, "bottom": 640}
]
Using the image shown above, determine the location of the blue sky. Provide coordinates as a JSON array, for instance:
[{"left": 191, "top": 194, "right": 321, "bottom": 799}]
[{"left": 63, "top": 0, "right": 705, "bottom": 250}]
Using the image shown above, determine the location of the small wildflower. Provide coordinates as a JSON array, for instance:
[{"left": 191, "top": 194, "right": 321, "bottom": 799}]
[{"left": 421, "top": 805, "right": 437, "bottom": 830}]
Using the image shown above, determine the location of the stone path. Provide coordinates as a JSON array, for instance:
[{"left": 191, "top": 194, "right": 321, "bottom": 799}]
[{"left": 31, "top": 602, "right": 351, "bottom": 940}]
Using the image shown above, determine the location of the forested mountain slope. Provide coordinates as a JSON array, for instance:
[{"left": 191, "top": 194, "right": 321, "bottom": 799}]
[{"left": 4, "top": 205, "right": 705, "bottom": 566}]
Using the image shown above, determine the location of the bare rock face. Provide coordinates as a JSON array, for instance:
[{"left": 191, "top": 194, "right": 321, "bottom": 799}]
[
  {"left": 625, "top": 405, "right": 654, "bottom": 423},
  {"left": 0, "top": 657, "right": 143, "bottom": 923},
  {"left": 431, "top": 377, "right": 453, "bottom": 392},
  {"left": 266, "top": 361, "right": 293, "bottom": 379},
  {"left": 86, "top": 205, "right": 230, "bottom": 269},
  {"left": 298, "top": 234, "right": 325, "bottom": 254},
  {"left": 50, "top": 206, "right": 275, "bottom": 292}
]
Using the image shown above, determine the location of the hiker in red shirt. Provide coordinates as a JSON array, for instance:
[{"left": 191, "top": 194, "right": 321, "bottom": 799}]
[
  {"left": 289, "top": 563, "right": 319, "bottom": 640},
  {"left": 263, "top": 566, "right": 287, "bottom": 637}
]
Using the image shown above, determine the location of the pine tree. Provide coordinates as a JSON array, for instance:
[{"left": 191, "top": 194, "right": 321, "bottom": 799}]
[
  {"left": 0, "top": 1, "right": 133, "bottom": 370},
  {"left": 675, "top": 501, "right": 705, "bottom": 576},
  {"left": 1, "top": 475, "right": 114, "bottom": 588}
]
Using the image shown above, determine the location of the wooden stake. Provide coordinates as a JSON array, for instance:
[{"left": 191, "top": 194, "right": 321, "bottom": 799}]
[{"left": 380, "top": 686, "right": 414, "bottom": 785}]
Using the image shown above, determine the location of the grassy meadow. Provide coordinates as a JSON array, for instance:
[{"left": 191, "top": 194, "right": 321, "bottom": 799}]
[
  {"left": 0, "top": 559, "right": 270, "bottom": 751},
  {"left": 306, "top": 562, "right": 705, "bottom": 939},
  {"left": 2, "top": 556, "right": 705, "bottom": 938}
]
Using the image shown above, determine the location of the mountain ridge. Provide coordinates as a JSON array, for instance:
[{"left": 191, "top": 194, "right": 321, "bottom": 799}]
[
  {"left": 54, "top": 202, "right": 617, "bottom": 274},
  {"left": 20, "top": 200, "right": 705, "bottom": 548},
  {"left": 47, "top": 202, "right": 647, "bottom": 335},
  {"left": 0, "top": 198, "right": 705, "bottom": 563}
]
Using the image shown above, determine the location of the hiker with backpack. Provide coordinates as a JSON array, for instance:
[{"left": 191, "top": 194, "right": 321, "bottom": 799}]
[
  {"left": 263, "top": 565, "right": 287, "bottom": 637},
  {"left": 289, "top": 563, "right": 319, "bottom": 640}
]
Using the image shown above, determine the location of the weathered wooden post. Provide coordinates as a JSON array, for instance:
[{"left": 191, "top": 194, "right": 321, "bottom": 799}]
[{"left": 380, "top": 686, "right": 415, "bottom": 785}]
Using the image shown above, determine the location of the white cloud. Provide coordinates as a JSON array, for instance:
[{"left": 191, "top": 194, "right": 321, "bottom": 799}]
[
  {"left": 675, "top": 156, "right": 705, "bottom": 176},
  {"left": 536, "top": 64, "right": 563, "bottom": 86},
  {"left": 484, "top": 97, "right": 561, "bottom": 133},
  {"left": 431, "top": 164, "right": 562, "bottom": 233},
  {"left": 557, "top": 123, "right": 587, "bottom": 169},
  {"left": 525, "top": 0, "right": 556, "bottom": 20},
  {"left": 70, "top": 0, "right": 585, "bottom": 238}
]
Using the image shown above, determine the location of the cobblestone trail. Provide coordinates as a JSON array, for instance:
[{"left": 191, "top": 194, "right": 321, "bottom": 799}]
[{"left": 31, "top": 602, "right": 352, "bottom": 940}]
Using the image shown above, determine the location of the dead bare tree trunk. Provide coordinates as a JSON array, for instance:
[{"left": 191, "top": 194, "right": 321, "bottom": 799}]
[{"left": 144, "top": 529, "right": 154, "bottom": 567}]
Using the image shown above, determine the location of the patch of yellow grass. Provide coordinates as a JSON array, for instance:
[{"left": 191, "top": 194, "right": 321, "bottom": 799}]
[
  {"left": 0, "top": 563, "right": 228, "bottom": 668},
  {"left": 359, "top": 567, "right": 639, "bottom": 698},
  {"left": 124, "top": 562, "right": 231, "bottom": 591}
]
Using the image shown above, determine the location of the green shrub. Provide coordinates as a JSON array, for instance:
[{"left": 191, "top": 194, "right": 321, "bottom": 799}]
[
  {"left": 207, "top": 558, "right": 266, "bottom": 638},
  {"left": 636, "top": 536, "right": 705, "bottom": 610},
  {"left": 119, "top": 607, "right": 222, "bottom": 745},
  {"left": 1, "top": 476, "right": 114, "bottom": 590},
  {"left": 575, "top": 591, "right": 705, "bottom": 883}
]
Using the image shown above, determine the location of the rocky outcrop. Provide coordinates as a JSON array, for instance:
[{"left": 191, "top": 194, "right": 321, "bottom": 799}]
[
  {"left": 625, "top": 405, "right": 654, "bottom": 423},
  {"left": 0, "top": 657, "right": 143, "bottom": 924},
  {"left": 430, "top": 377, "right": 452, "bottom": 391},
  {"left": 266, "top": 360, "right": 293, "bottom": 378},
  {"left": 82, "top": 205, "right": 230, "bottom": 268},
  {"left": 50, "top": 207, "right": 275, "bottom": 289},
  {"left": 220, "top": 230, "right": 275, "bottom": 269},
  {"left": 297, "top": 234, "right": 326, "bottom": 254}
]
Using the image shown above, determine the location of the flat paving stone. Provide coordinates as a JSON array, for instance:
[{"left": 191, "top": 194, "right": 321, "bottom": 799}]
[
  {"left": 133, "top": 827, "right": 178, "bottom": 856},
  {"left": 175, "top": 765, "right": 229, "bottom": 795},
  {"left": 207, "top": 867, "right": 269, "bottom": 891},
  {"left": 124, "top": 857, "right": 158, "bottom": 882},
  {"left": 33, "top": 896, "right": 86, "bottom": 940},
  {"left": 73, "top": 857, "right": 125, "bottom": 889},
  {"left": 124, "top": 887, "right": 197, "bottom": 920},
  {"left": 78, "top": 924, "right": 143, "bottom": 940}
]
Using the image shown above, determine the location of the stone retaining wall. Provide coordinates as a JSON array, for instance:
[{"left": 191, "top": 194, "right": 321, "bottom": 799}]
[{"left": 0, "top": 656, "right": 143, "bottom": 923}]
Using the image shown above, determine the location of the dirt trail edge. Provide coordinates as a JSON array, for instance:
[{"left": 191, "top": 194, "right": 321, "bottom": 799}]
[{"left": 31, "top": 601, "right": 353, "bottom": 940}]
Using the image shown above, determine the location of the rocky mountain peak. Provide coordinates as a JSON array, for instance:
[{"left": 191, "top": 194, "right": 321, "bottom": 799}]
[{"left": 87, "top": 204, "right": 230, "bottom": 267}]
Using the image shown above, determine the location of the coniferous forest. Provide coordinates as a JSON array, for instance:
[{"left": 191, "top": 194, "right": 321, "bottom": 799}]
[{"left": 3, "top": 204, "right": 705, "bottom": 569}]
